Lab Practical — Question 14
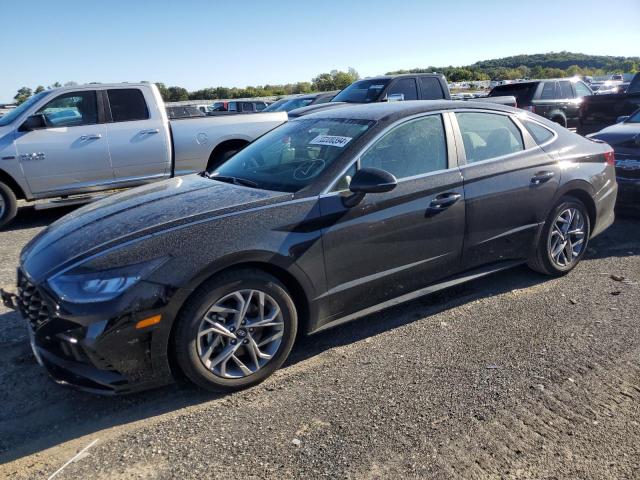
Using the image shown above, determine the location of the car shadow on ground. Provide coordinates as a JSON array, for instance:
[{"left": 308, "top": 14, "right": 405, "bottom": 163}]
[
  {"left": 3, "top": 204, "right": 78, "bottom": 232},
  {"left": 0, "top": 214, "right": 637, "bottom": 466}
]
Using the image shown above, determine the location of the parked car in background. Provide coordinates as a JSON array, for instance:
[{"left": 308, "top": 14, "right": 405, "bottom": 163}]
[
  {"left": 0, "top": 83, "right": 287, "bottom": 227},
  {"left": 578, "top": 73, "right": 640, "bottom": 135},
  {"left": 488, "top": 78, "right": 593, "bottom": 128},
  {"left": 211, "top": 100, "right": 269, "bottom": 113},
  {"left": 588, "top": 108, "right": 640, "bottom": 205},
  {"left": 166, "top": 105, "right": 206, "bottom": 119},
  {"left": 263, "top": 91, "right": 338, "bottom": 113},
  {"left": 288, "top": 74, "right": 516, "bottom": 118},
  {"left": 1, "top": 100, "right": 617, "bottom": 394}
]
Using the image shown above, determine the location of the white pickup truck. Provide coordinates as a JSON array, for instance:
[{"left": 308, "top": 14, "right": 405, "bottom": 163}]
[{"left": 0, "top": 83, "right": 287, "bottom": 227}]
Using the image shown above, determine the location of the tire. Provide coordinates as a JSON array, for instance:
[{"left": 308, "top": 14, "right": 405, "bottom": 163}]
[
  {"left": 174, "top": 269, "right": 298, "bottom": 392},
  {"left": 528, "top": 196, "right": 591, "bottom": 276},
  {"left": 551, "top": 115, "right": 567, "bottom": 128},
  {"left": 0, "top": 181, "right": 18, "bottom": 229},
  {"left": 206, "top": 148, "right": 239, "bottom": 173}
]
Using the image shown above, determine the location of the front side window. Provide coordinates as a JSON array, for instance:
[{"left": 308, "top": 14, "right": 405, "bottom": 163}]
[
  {"left": 107, "top": 89, "right": 149, "bottom": 122},
  {"left": 420, "top": 77, "right": 445, "bottom": 99},
  {"left": 36, "top": 91, "right": 98, "bottom": 127},
  {"left": 558, "top": 81, "right": 574, "bottom": 99},
  {"left": 214, "top": 117, "right": 373, "bottom": 192},
  {"left": 360, "top": 115, "right": 447, "bottom": 179},
  {"left": 386, "top": 78, "right": 418, "bottom": 101},
  {"left": 539, "top": 82, "right": 558, "bottom": 100},
  {"left": 456, "top": 112, "right": 524, "bottom": 163},
  {"left": 574, "top": 81, "right": 592, "bottom": 98}
]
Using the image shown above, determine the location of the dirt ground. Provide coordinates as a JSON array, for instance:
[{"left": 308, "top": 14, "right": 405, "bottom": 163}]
[{"left": 0, "top": 204, "right": 639, "bottom": 479}]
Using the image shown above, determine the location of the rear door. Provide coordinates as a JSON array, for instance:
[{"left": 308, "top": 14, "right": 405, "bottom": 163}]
[
  {"left": 105, "top": 87, "right": 171, "bottom": 184},
  {"left": 318, "top": 113, "right": 465, "bottom": 321},
  {"left": 15, "top": 89, "right": 112, "bottom": 196},
  {"left": 558, "top": 80, "right": 579, "bottom": 127},
  {"left": 451, "top": 110, "right": 560, "bottom": 269},
  {"left": 383, "top": 77, "right": 419, "bottom": 101}
]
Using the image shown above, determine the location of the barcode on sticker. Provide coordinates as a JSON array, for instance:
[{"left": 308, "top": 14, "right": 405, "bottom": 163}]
[{"left": 309, "top": 135, "right": 353, "bottom": 148}]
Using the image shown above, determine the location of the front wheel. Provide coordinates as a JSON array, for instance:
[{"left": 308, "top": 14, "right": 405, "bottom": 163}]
[
  {"left": 174, "top": 269, "right": 298, "bottom": 392},
  {"left": 0, "top": 181, "right": 18, "bottom": 229},
  {"left": 528, "top": 196, "right": 590, "bottom": 276}
]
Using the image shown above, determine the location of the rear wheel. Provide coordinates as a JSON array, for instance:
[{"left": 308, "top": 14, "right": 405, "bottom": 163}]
[
  {"left": 206, "top": 146, "right": 242, "bottom": 173},
  {"left": 551, "top": 114, "right": 567, "bottom": 128},
  {"left": 0, "top": 181, "right": 18, "bottom": 229},
  {"left": 528, "top": 196, "right": 590, "bottom": 276},
  {"left": 174, "top": 269, "right": 297, "bottom": 392}
]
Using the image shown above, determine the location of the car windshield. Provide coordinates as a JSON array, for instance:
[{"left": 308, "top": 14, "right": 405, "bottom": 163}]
[
  {"left": 627, "top": 109, "right": 640, "bottom": 123},
  {"left": 264, "top": 97, "right": 314, "bottom": 112},
  {"left": 0, "top": 91, "right": 49, "bottom": 126},
  {"left": 213, "top": 117, "right": 374, "bottom": 192},
  {"left": 332, "top": 79, "right": 391, "bottom": 103},
  {"left": 263, "top": 99, "right": 288, "bottom": 112},
  {"left": 489, "top": 83, "right": 538, "bottom": 104}
]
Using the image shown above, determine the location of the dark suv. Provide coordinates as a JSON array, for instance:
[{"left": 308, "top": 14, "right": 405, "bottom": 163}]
[{"left": 489, "top": 79, "right": 593, "bottom": 128}]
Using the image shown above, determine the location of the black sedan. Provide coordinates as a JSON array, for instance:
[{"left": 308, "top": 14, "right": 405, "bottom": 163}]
[
  {"left": 1, "top": 101, "right": 618, "bottom": 394},
  {"left": 588, "top": 108, "right": 640, "bottom": 205}
]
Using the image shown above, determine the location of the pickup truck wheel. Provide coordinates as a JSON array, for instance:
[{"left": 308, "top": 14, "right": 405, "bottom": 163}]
[
  {"left": 0, "top": 181, "right": 18, "bottom": 229},
  {"left": 174, "top": 269, "right": 298, "bottom": 392},
  {"left": 527, "top": 196, "right": 590, "bottom": 276},
  {"left": 551, "top": 114, "right": 567, "bottom": 128}
]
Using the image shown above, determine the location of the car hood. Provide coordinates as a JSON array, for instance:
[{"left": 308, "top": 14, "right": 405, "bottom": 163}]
[
  {"left": 21, "top": 175, "right": 290, "bottom": 281},
  {"left": 590, "top": 123, "right": 640, "bottom": 146}
]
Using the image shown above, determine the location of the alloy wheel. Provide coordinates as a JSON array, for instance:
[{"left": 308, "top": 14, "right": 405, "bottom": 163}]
[
  {"left": 548, "top": 207, "right": 586, "bottom": 268},
  {"left": 196, "top": 289, "right": 285, "bottom": 379}
]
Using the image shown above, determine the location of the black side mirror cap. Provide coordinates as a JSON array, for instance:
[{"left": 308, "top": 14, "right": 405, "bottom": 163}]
[
  {"left": 19, "top": 114, "right": 46, "bottom": 132},
  {"left": 342, "top": 167, "right": 397, "bottom": 208},
  {"left": 349, "top": 167, "right": 397, "bottom": 194}
]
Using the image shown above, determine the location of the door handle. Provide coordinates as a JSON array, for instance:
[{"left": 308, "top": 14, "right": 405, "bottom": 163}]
[
  {"left": 531, "top": 171, "right": 555, "bottom": 185},
  {"left": 139, "top": 128, "right": 160, "bottom": 135},
  {"left": 429, "top": 192, "right": 462, "bottom": 211},
  {"left": 79, "top": 134, "right": 102, "bottom": 141}
]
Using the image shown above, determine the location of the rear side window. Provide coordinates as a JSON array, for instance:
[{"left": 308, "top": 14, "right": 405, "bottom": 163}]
[
  {"left": 107, "top": 89, "right": 149, "bottom": 122},
  {"left": 558, "top": 81, "right": 574, "bottom": 99},
  {"left": 360, "top": 114, "right": 447, "bottom": 179},
  {"left": 387, "top": 78, "right": 418, "bottom": 101},
  {"left": 522, "top": 120, "right": 555, "bottom": 145},
  {"left": 419, "top": 77, "right": 444, "bottom": 99},
  {"left": 539, "top": 82, "right": 558, "bottom": 100},
  {"left": 456, "top": 112, "right": 524, "bottom": 163}
]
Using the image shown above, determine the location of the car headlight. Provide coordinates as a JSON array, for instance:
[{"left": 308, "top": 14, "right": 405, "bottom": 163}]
[{"left": 47, "top": 258, "right": 167, "bottom": 303}]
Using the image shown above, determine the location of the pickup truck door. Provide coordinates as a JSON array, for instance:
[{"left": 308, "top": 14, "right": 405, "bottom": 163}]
[
  {"left": 14, "top": 89, "right": 113, "bottom": 196},
  {"left": 104, "top": 88, "right": 171, "bottom": 184}
]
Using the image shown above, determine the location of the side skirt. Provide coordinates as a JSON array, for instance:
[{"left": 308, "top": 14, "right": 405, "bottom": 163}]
[{"left": 310, "top": 260, "right": 525, "bottom": 335}]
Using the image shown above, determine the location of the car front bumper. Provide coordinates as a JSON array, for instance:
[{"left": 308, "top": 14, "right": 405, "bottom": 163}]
[{"left": 1, "top": 270, "right": 188, "bottom": 395}]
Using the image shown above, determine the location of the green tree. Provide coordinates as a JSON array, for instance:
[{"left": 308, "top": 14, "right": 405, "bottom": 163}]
[
  {"left": 48, "top": 82, "right": 62, "bottom": 89},
  {"left": 312, "top": 68, "right": 359, "bottom": 91},
  {"left": 34, "top": 85, "right": 45, "bottom": 94},
  {"left": 166, "top": 86, "right": 189, "bottom": 102},
  {"left": 14, "top": 87, "right": 32, "bottom": 104}
]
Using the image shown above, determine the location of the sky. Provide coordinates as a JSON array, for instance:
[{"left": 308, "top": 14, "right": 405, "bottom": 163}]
[{"left": 1, "top": 0, "right": 639, "bottom": 102}]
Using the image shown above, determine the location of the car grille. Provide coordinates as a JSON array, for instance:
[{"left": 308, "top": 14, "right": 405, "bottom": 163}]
[{"left": 17, "top": 270, "right": 51, "bottom": 332}]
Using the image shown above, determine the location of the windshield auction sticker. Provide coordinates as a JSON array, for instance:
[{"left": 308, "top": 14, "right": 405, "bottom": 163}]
[{"left": 309, "top": 135, "right": 353, "bottom": 148}]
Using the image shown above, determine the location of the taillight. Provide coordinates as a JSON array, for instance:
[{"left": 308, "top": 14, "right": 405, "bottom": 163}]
[{"left": 604, "top": 150, "right": 615, "bottom": 166}]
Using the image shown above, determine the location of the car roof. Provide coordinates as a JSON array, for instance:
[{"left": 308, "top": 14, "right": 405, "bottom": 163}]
[
  {"left": 296, "top": 100, "right": 518, "bottom": 122},
  {"left": 353, "top": 73, "right": 444, "bottom": 82}
]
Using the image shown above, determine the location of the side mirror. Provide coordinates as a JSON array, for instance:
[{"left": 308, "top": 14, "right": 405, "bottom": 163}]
[
  {"left": 386, "top": 93, "right": 405, "bottom": 102},
  {"left": 343, "top": 167, "right": 397, "bottom": 207},
  {"left": 616, "top": 115, "right": 629, "bottom": 123},
  {"left": 19, "top": 114, "right": 46, "bottom": 132}
]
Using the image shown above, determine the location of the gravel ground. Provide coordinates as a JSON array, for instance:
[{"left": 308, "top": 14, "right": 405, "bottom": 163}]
[{"left": 0, "top": 203, "right": 639, "bottom": 479}]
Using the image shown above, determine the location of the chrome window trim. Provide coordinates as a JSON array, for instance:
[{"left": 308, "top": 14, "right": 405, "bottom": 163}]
[{"left": 320, "top": 110, "right": 455, "bottom": 195}]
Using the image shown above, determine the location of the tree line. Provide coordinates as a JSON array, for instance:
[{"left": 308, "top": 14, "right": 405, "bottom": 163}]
[{"left": 10, "top": 52, "right": 640, "bottom": 104}]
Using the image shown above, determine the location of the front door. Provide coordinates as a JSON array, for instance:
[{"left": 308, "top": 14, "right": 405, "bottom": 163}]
[
  {"left": 318, "top": 113, "right": 465, "bottom": 323},
  {"left": 15, "top": 90, "right": 112, "bottom": 196}
]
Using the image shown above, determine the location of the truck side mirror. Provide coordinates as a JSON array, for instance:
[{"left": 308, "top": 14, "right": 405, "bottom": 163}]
[{"left": 19, "top": 114, "right": 46, "bottom": 132}]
